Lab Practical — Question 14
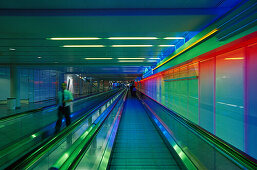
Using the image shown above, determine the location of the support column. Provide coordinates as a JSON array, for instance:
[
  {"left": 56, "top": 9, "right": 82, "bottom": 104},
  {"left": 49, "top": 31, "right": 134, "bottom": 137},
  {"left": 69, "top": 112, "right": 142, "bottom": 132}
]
[
  {"left": 97, "top": 80, "right": 100, "bottom": 92},
  {"left": 10, "top": 65, "right": 20, "bottom": 108},
  {"left": 79, "top": 76, "right": 82, "bottom": 95},
  {"left": 102, "top": 80, "right": 104, "bottom": 92},
  {"left": 89, "top": 77, "right": 93, "bottom": 94}
]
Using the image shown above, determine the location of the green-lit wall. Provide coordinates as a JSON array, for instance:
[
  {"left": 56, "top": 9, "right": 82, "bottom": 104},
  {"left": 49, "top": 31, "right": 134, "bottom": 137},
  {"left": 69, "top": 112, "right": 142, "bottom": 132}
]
[{"left": 137, "top": 0, "right": 257, "bottom": 160}]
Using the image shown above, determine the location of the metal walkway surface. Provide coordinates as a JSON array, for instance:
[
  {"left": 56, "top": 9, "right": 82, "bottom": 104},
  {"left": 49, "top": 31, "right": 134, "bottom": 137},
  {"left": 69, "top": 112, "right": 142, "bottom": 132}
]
[{"left": 109, "top": 94, "right": 182, "bottom": 169}]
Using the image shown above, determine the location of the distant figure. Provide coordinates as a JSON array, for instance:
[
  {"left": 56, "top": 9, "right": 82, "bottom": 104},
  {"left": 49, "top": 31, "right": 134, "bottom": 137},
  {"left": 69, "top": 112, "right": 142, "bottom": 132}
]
[
  {"left": 55, "top": 83, "right": 74, "bottom": 133},
  {"left": 132, "top": 86, "right": 137, "bottom": 97},
  {"left": 130, "top": 84, "right": 134, "bottom": 96}
]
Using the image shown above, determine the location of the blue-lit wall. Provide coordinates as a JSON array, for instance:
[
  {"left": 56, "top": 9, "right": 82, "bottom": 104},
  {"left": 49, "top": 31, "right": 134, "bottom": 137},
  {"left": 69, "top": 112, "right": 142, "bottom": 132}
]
[
  {"left": 0, "top": 66, "right": 10, "bottom": 102},
  {"left": 0, "top": 67, "right": 60, "bottom": 103}
]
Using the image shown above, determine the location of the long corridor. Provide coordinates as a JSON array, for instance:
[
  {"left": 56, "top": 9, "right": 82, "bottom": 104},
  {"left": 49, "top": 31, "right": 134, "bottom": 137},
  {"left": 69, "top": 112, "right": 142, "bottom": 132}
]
[{"left": 0, "top": 0, "right": 257, "bottom": 169}]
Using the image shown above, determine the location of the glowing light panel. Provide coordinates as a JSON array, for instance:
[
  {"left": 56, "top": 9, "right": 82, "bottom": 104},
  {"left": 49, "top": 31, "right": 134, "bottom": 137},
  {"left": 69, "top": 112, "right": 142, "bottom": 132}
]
[
  {"left": 117, "top": 58, "right": 145, "bottom": 59},
  {"left": 158, "top": 45, "right": 175, "bottom": 47},
  {"left": 224, "top": 57, "right": 244, "bottom": 60},
  {"left": 164, "top": 37, "right": 185, "bottom": 39},
  {"left": 48, "top": 37, "right": 101, "bottom": 40},
  {"left": 85, "top": 58, "right": 113, "bottom": 59},
  {"left": 112, "top": 45, "right": 153, "bottom": 47},
  {"left": 62, "top": 45, "right": 105, "bottom": 47},
  {"left": 108, "top": 37, "right": 158, "bottom": 40}
]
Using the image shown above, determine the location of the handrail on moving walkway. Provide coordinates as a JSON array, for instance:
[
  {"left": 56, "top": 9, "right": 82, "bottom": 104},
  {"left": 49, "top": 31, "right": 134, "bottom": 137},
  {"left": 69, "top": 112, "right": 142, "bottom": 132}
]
[
  {"left": 6, "top": 89, "right": 124, "bottom": 170},
  {"left": 50, "top": 90, "right": 127, "bottom": 170},
  {"left": 138, "top": 91, "right": 257, "bottom": 169},
  {"left": 0, "top": 89, "right": 118, "bottom": 121}
]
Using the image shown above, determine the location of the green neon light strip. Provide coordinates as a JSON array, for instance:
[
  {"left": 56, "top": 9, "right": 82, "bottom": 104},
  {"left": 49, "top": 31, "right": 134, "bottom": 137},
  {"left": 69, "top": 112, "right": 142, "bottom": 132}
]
[
  {"left": 164, "top": 76, "right": 198, "bottom": 82},
  {"left": 153, "top": 28, "right": 219, "bottom": 70}
]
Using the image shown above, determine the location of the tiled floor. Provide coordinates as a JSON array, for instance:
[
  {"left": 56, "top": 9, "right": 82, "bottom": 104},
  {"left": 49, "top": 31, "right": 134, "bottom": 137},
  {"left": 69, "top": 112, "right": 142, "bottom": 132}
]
[{"left": 109, "top": 95, "right": 181, "bottom": 169}]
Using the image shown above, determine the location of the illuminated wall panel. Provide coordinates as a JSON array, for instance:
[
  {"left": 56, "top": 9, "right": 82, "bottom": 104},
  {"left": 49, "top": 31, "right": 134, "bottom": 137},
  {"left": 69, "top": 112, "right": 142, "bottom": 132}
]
[
  {"left": 215, "top": 48, "right": 245, "bottom": 150},
  {"left": 246, "top": 43, "right": 257, "bottom": 158},
  {"left": 0, "top": 66, "right": 10, "bottom": 101},
  {"left": 179, "top": 66, "right": 188, "bottom": 117},
  {"left": 137, "top": 31, "right": 257, "bottom": 160},
  {"left": 187, "top": 63, "right": 199, "bottom": 124},
  {"left": 199, "top": 58, "right": 215, "bottom": 133}
]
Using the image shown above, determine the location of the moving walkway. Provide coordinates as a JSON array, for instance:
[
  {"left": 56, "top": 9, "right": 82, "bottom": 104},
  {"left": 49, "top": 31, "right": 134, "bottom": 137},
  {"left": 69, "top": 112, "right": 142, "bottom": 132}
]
[
  {"left": 0, "top": 89, "right": 120, "bottom": 169},
  {"left": 3, "top": 89, "right": 257, "bottom": 169}
]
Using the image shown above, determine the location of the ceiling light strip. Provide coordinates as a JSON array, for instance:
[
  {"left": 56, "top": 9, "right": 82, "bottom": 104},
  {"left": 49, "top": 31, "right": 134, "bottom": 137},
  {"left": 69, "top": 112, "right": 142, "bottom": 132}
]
[
  {"left": 85, "top": 58, "right": 113, "bottom": 59},
  {"left": 112, "top": 45, "right": 153, "bottom": 47},
  {"left": 153, "top": 28, "right": 219, "bottom": 70},
  {"left": 118, "top": 60, "right": 144, "bottom": 62},
  {"left": 164, "top": 37, "right": 185, "bottom": 39},
  {"left": 149, "top": 58, "right": 160, "bottom": 59},
  {"left": 48, "top": 37, "right": 101, "bottom": 40},
  {"left": 158, "top": 45, "right": 175, "bottom": 47},
  {"left": 224, "top": 57, "right": 244, "bottom": 60},
  {"left": 62, "top": 45, "right": 105, "bottom": 47},
  {"left": 108, "top": 37, "right": 158, "bottom": 40},
  {"left": 117, "top": 58, "right": 146, "bottom": 59}
]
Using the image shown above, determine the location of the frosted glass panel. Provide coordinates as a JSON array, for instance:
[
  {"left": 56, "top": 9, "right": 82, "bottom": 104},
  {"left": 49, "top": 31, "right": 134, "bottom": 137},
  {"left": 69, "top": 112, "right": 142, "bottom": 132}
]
[
  {"left": 246, "top": 44, "right": 257, "bottom": 158},
  {"left": 188, "top": 63, "right": 199, "bottom": 124},
  {"left": 199, "top": 58, "right": 215, "bottom": 133},
  {"left": 0, "top": 66, "right": 10, "bottom": 100},
  {"left": 215, "top": 48, "right": 244, "bottom": 151}
]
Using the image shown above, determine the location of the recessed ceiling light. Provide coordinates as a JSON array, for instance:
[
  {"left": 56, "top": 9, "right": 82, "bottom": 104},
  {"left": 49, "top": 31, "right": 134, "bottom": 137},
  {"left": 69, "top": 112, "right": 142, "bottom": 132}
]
[
  {"left": 163, "top": 37, "right": 185, "bottom": 39},
  {"left": 48, "top": 37, "right": 101, "bottom": 40},
  {"left": 9, "top": 48, "right": 16, "bottom": 51},
  {"left": 108, "top": 37, "right": 158, "bottom": 40},
  {"left": 84, "top": 58, "right": 113, "bottom": 59},
  {"left": 37, "top": 56, "right": 42, "bottom": 59},
  {"left": 112, "top": 45, "right": 153, "bottom": 47},
  {"left": 117, "top": 58, "right": 146, "bottom": 59},
  {"left": 62, "top": 45, "right": 105, "bottom": 47},
  {"left": 158, "top": 45, "right": 175, "bottom": 47}
]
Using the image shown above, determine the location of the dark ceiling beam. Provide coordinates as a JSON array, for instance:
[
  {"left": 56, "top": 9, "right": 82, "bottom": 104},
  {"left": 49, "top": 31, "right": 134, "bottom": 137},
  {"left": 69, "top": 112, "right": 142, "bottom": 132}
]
[{"left": 0, "top": 8, "right": 232, "bottom": 16}]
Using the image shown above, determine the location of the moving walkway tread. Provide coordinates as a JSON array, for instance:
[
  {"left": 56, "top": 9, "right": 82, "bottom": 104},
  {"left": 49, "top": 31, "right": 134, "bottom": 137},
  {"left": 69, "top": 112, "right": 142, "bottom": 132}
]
[{"left": 109, "top": 95, "right": 182, "bottom": 170}]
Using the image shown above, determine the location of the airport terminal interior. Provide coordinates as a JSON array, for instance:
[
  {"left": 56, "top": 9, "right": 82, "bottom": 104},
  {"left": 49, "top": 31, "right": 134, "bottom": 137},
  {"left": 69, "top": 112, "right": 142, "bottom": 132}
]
[{"left": 0, "top": 0, "right": 257, "bottom": 169}]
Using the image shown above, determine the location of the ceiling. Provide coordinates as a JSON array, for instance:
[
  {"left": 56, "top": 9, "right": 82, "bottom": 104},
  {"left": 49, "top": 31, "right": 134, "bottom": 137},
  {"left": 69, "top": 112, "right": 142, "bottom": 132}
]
[{"left": 0, "top": 0, "right": 243, "bottom": 80}]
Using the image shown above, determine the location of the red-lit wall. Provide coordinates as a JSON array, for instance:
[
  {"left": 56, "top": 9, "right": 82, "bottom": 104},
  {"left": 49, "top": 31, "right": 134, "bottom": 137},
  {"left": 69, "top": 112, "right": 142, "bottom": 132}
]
[{"left": 136, "top": 31, "right": 257, "bottom": 159}]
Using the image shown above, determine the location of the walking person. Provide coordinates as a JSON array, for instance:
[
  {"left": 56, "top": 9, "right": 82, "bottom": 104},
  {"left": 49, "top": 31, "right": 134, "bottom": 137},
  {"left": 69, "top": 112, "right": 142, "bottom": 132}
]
[{"left": 55, "top": 82, "right": 74, "bottom": 133}]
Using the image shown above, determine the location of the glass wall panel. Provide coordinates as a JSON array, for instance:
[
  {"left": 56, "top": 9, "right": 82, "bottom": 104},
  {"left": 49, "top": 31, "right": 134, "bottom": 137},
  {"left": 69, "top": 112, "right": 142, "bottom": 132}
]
[
  {"left": 34, "top": 69, "right": 40, "bottom": 102},
  {"left": 0, "top": 66, "right": 10, "bottom": 101},
  {"left": 246, "top": 43, "right": 257, "bottom": 158},
  {"left": 199, "top": 58, "right": 215, "bottom": 133},
  {"left": 20, "top": 68, "right": 29, "bottom": 100},
  {"left": 216, "top": 48, "right": 245, "bottom": 151},
  {"left": 187, "top": 63, "right": 199, "bottom": 124}
]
